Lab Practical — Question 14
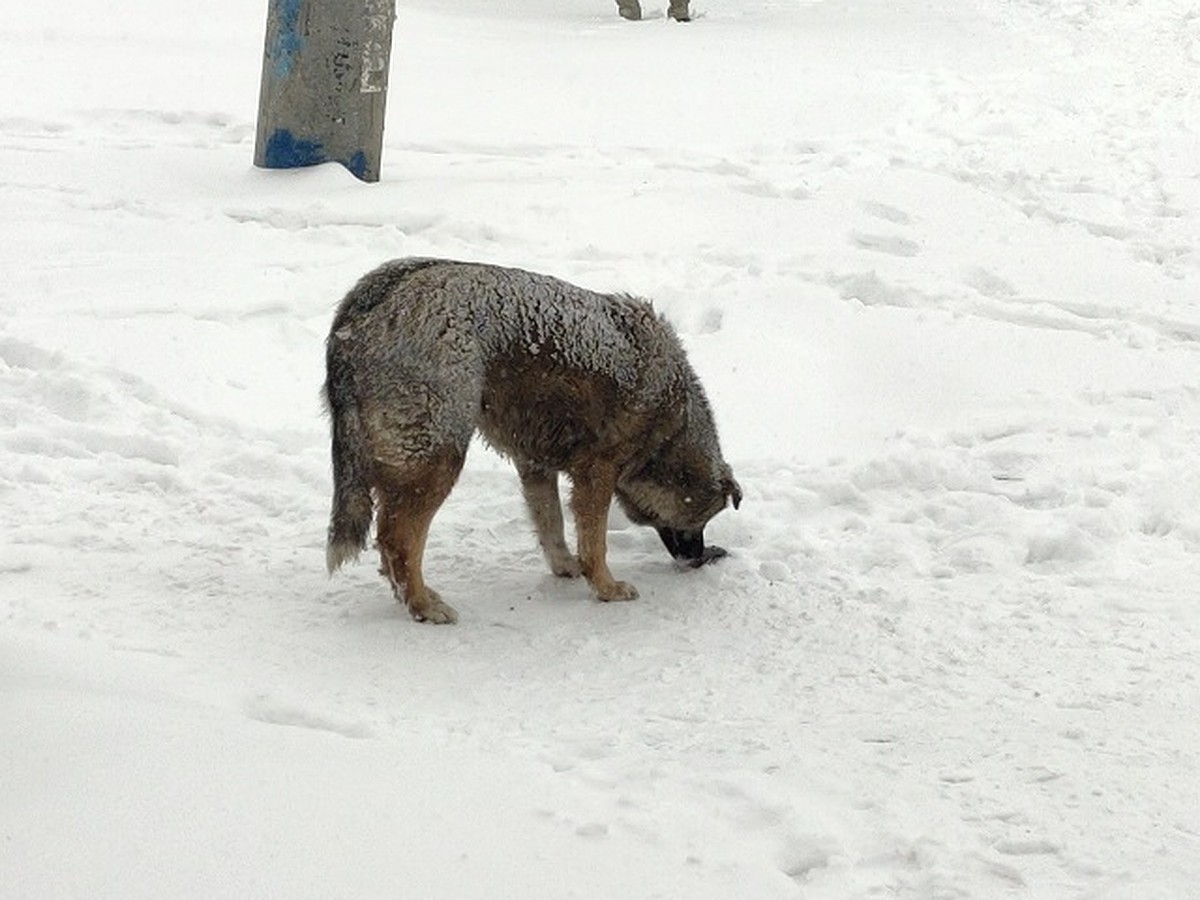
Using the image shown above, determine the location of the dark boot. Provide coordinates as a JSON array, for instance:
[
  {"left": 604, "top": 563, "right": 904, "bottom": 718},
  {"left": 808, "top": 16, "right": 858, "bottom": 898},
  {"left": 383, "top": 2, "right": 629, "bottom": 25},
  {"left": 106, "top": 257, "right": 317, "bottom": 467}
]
[
  {"left": 667, "top": 0, "right": 690, "bottom": 21},
  {"left": 616, "top": 0, "right": 642, "bottom": 20}
]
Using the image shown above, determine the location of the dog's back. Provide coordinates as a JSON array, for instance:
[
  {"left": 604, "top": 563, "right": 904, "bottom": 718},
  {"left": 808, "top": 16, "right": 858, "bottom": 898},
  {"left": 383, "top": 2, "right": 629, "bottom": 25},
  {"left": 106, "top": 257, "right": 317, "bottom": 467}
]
[
  {"left": 331, "top": 257, "right": 681, "bottom": 392},
  {"left": 327, "top": 259, "right": 690, "bottom": 468}
]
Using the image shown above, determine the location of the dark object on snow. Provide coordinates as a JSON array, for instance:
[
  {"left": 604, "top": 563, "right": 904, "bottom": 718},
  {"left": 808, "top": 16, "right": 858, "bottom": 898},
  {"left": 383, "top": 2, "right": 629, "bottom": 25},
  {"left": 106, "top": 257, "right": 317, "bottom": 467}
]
[
  {"left": 255, "top": 0, "right": 396, "bottom": 182},
  {"left": 657, "top": 527, "right": 730, "bottom": 567}
]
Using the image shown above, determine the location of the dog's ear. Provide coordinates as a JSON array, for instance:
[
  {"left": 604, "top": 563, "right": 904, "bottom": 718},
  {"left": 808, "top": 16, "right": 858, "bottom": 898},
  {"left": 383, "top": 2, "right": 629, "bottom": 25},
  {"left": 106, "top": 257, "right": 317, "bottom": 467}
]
[{"left": 721, "top": 466, "right": 742, "bottom": 510}]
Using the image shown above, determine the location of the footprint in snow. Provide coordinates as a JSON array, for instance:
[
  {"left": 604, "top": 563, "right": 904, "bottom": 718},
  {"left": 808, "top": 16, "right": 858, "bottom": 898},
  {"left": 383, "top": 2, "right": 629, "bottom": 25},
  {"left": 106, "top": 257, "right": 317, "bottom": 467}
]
[
  {"left": 860, "top": 200, "right": 913, "bottom": 225},
  {"left": 850, "top": 232, "right": 922, "bottom": 258}
]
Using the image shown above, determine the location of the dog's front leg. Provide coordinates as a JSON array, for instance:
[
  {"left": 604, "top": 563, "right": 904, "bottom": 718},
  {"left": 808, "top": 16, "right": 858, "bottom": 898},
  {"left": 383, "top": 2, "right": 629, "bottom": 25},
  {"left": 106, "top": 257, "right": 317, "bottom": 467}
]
[
  {"left": 570, "top": 464, "right": 638, "bottom": 602},
  {"left": 517, "top": 462, "right": 582, "bottom": 578}
]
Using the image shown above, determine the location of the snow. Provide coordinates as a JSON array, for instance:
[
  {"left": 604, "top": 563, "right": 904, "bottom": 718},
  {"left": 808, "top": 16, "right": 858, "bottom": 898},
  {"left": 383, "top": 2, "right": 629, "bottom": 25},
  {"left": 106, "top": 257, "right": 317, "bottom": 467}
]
[{"left": 2, "top": 0, "right": 1199, "bottom": 896}]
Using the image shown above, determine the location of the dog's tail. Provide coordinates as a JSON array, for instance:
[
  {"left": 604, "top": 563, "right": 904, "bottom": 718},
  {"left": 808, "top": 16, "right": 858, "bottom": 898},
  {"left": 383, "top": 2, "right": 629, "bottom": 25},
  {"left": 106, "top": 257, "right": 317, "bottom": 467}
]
[{"left": 323, "top": 330, "right": 374, "bottom": 574}]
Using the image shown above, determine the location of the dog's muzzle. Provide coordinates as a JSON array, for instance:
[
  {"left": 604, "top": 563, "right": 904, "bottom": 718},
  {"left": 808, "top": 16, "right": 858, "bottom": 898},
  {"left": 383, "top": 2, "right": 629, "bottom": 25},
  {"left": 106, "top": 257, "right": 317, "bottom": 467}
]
[{"left": 657, "top": 527, "right": 729, "bottom": 568}]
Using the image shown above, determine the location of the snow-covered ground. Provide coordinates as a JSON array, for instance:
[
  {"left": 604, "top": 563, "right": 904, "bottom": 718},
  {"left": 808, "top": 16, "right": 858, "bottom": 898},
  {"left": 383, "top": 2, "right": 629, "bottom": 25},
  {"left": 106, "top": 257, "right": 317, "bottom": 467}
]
[{"left": 3, "top": 0, "right": 1199, "bottom": 896}]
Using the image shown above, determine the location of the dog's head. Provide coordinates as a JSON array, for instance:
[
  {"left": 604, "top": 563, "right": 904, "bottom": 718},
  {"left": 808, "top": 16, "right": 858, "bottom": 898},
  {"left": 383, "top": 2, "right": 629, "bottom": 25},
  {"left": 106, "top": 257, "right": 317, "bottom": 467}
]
[
  {"left": 616, "top": 452, "right": 741, "bottom": 568},
  {"left": 615, "top": 359, "right": 740, "bottom": 566}
]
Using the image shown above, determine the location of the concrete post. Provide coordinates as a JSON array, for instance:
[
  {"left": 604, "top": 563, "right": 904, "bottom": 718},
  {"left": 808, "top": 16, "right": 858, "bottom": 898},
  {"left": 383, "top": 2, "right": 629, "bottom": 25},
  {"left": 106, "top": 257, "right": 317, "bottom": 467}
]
[{"left": 254, "top": 0, "right": 397, "bottom": 183}]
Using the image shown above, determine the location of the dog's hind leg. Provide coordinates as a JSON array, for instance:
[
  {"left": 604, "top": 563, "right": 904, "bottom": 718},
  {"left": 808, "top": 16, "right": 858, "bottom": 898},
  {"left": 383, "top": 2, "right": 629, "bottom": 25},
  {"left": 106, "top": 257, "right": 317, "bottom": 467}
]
[
  {"left": 517, "top": 462, "right": 582, "bottom": 578},
  {"left": 375, "top": 448, "right": 465, "bottom": 624},
  {"left": 569, "top": 463, "right": 639, "bottom": 603}
]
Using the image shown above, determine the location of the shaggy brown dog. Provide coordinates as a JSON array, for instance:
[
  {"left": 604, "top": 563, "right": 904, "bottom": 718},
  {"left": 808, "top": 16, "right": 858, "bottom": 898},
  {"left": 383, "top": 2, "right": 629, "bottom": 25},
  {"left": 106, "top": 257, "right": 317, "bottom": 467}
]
[{"left": 324, "top": 258, "right": 740, "bottom": 623}]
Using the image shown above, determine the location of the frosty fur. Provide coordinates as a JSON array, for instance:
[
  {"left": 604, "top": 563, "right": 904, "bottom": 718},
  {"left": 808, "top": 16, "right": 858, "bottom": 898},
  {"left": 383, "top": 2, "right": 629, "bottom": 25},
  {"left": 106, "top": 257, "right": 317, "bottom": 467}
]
[{"left": 324, "top": 258, "right": 740, "bottom": 623}]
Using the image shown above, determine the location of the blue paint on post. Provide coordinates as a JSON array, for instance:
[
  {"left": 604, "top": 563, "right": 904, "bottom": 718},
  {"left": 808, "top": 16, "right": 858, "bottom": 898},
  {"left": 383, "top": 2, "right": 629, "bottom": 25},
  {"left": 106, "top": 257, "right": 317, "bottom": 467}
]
[
  {"left": 345, "top": 151, "right": 370, "bottom": 180},
  {"left": 270, "top": 0, "right": 305, "bottom": 79},
  {"left": 262, "top": 129, "right": 326, "bottom": 168},
  {"left": 262, "top": 131, "right": 374, "bottom": 180}
]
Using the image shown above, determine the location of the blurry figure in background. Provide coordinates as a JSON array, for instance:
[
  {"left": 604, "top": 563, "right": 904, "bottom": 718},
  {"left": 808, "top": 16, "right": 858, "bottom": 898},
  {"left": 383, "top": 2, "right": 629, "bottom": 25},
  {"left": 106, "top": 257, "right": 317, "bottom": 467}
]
[{"left": 616, "top": 0, "right": 691, "bottom": 22}]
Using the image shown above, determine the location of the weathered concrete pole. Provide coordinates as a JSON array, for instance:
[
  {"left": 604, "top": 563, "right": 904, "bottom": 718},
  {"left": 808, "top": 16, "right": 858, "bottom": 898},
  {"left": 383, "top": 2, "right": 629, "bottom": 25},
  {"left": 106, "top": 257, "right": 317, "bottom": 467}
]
[{"left": 254, "top": 0, "right": 396, "bottom": 182}]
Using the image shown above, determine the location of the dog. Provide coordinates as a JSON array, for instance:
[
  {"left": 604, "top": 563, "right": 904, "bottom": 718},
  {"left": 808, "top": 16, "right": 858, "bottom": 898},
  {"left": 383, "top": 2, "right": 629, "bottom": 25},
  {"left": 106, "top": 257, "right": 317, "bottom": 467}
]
[{"left": 324, "top": 258, "right": 741, "bottom": 623}]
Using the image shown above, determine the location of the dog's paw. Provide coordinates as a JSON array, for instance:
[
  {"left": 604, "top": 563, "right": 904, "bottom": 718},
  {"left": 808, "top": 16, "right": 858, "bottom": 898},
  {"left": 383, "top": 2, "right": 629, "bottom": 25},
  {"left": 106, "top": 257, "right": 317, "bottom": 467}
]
[
  {"left": 686, "top": 544, "right": 729, "bottom": 568},
  {"left": 408, "top": 590, "right": 459, "bottom": 625},
  {"left": 550, "top": 554, "right": 583, "bottom": 578},
  {"left": 597, "top": 580, "right": 639, "bottom": 603}
]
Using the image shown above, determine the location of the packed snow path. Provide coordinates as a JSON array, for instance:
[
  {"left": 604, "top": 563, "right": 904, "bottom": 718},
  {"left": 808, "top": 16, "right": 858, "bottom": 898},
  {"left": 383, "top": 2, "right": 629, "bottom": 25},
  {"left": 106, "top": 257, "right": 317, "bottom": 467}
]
[{"left": 3, "top": 0, "right": 1198, "bottom": 897}]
